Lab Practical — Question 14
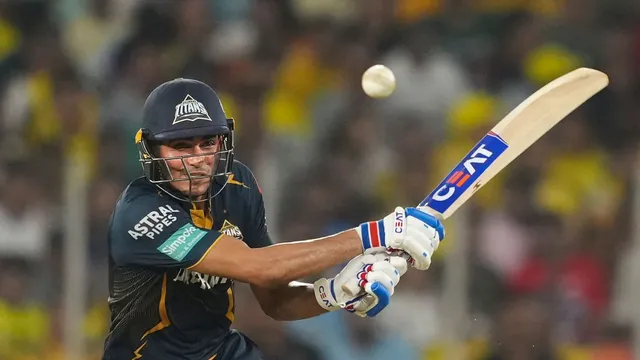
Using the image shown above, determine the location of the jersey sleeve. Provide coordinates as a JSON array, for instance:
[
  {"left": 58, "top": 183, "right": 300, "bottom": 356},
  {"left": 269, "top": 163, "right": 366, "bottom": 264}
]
[
  {"left": 110, "top": 194, "right": 223, "bottom": 269},
  {"left": 244, "top": 170, "right": 273, "bottom": 248}
]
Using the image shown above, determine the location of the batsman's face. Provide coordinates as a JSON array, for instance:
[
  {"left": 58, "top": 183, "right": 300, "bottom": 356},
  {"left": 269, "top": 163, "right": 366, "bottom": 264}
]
[{"left": 157, "top": 136, "right": 221, "bottom": 198}]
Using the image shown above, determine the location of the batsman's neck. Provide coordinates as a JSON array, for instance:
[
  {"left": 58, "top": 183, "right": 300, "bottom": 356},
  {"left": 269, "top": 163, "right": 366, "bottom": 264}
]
[
  {"left": 188, "top": 194, "right": 209, "bottom": 211},
  {"left": 194, "top": 202, "right": 206, "bottom": 211},
  {"left": 192, "top": 198, "right": 209, "bottom": 211}
]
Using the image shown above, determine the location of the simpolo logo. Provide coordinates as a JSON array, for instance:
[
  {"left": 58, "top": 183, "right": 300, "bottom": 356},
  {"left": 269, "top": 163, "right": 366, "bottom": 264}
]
[
  {"left": 163, "top": 226, "right": 197, "bottom": 254},
  {"left": 158, "top": 224, "right": 207, "bottom": 262}
]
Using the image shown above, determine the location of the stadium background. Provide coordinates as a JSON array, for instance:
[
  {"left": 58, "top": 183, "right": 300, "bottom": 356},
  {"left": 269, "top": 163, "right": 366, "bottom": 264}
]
[{"left": 0, "top": 0, "right": 639, "bottom": 359}]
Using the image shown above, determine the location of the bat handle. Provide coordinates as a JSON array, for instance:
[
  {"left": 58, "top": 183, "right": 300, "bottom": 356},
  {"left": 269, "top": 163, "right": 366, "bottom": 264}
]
[
  {"left": 342, "top": 281, "right": 362, "bottom": 297},
  {"left": 415, "top": 205, "right": 445, "bottom": 221}
]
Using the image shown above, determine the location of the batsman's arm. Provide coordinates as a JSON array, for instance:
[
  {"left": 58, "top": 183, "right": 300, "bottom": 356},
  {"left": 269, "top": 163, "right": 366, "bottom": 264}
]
[
  {"left": 212, "top": 167, "right": 354, "bottom": 321},
  {"left": 249, "top": 282, "right": 326, "bottom": 321},
  {"left": 189, "top": 165, "right": 362, "bottom": 288},
  {"left": 189, "top": 207, "right": 443, "bottom": 287},
  {"left": 189, "top": 230, "right": 362, "bottom": 288},
  {"left": 111, "top": 190, "right": 364, "bottom": 287}
]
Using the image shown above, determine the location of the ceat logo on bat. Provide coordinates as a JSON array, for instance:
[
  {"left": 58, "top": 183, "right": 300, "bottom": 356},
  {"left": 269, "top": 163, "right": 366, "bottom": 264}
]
[{"left": 422, "top": 132, "right": 509, "bottom": 214}]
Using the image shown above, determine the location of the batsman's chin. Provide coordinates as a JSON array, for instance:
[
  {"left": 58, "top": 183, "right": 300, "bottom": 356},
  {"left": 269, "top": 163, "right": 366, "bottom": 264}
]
[
  {"left": 190, "top": 186, "right": 210, "bottom": 197},
  {"left": 174, "top": 183, "right": 210, "bottom": 197}
]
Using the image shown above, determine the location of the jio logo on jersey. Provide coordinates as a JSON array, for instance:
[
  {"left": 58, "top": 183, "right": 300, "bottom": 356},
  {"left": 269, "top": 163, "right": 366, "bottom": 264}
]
[{"left": 423, "top": 132, "right": 508, "bottom": 214}]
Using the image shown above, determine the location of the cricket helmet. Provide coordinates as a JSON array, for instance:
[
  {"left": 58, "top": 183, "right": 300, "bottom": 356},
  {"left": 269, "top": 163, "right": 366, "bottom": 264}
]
[{"left": 135, "top": 78, "right": 235, "bottom": 202}]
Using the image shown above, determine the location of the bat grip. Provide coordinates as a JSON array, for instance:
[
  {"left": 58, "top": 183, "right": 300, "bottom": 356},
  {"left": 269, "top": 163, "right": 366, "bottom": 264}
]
[
  {"left": 342, "top": 281, "right": 362, "bottom": 297},
  {"left": 416, "top": 205, "right": 444, "bottom": 221}
]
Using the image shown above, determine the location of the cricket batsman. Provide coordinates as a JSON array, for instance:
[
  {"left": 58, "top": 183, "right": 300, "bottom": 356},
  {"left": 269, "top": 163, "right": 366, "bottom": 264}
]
[{"left": 102, "top": 78, "right": 445, "bottom": 359}]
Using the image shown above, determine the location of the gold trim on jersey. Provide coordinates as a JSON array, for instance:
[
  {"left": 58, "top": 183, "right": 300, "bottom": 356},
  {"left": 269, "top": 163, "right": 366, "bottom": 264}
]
[
  {"left": 141, "top": 273, "right": 171, "bottom": 340},
  {"left": 227, "top": 174, "right": 249, "bottom": 188},
  {"left": 190, "top": 208, "right": 214, "bottom": 230},
  {"left": 131, "top": 341, "right": 147, "bottom": 360},
  {"left": 187, "top": 234, "right": 224, "bottom": 270},
  {"left": 187, "top": 199, "right": 235, "bottom": 323},
  {"left": 132, "top": 274, "right": 170, "bottom": 358},
  {"left": 225, "top": 287, "right": 234, "bottom": 323},
  {"left": 187, "top": 206, "right": 224, "bottom": 270}
]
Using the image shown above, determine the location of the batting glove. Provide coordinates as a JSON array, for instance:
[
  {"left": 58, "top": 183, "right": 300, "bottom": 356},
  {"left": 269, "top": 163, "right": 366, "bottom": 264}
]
[
  {"left": 313, "top": 253, "right": 407, "bottom": 317},
  {"left": 355, "top": 207, "right": 445, "bottom": 270}
]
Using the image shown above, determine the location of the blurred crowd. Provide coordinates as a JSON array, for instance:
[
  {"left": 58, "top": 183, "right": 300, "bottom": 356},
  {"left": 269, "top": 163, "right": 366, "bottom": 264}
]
[{"left": 0, "top": 0, "right": 639, "bottom": 359}]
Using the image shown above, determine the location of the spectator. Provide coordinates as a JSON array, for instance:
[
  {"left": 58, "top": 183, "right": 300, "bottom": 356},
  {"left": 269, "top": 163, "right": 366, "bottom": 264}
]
[
  {"left": 62, "top": 0, "right": 129, "bottom": 83},
  {"left": 379, "top": 20, "right": 471, "bottom": 140},
  {"left": 0, "top": 259, "right": 50, "bottom": 360},
  {"left": 0, "top": 162, "right": 51, "bottom": 262}
]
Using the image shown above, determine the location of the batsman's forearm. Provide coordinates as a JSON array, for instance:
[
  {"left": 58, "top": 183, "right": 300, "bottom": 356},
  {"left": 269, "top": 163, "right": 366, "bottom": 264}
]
[
  {"left": 252, "top": 282, "right": 328, "bottom": 321},
  {"left": 254, "top": 229, "right": 362, "bottom": 286}
]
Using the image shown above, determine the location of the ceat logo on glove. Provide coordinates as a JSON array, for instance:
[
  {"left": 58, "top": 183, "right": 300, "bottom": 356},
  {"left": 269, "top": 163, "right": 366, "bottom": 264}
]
[
  {"left": 394, "top": 210, "right": 404, "bottom": 233},
  {"left": 316, "top": 284, "right": 333, "bottom": 308}
]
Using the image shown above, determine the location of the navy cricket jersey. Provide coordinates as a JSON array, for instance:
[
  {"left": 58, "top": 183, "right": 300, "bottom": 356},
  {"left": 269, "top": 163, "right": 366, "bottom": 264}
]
[{"left": 102, "top": 161, "right": 272, "bottom": 360}]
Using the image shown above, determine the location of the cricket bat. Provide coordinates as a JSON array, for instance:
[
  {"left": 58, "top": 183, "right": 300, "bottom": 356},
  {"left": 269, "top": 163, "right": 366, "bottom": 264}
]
[
  {"left": 343, "top": 68, "right": 608, "bottom": 304},
  {"left": 418, "top": 67, "right": 609, "bottom": 219}
]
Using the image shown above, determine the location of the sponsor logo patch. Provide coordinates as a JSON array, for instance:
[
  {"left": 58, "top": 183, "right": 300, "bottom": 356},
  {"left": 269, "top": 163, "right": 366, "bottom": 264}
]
[
  {"left": 420, "top": 132, "right": 508, "bottom": 214},
  {"left": 173, "top": 268, "right": 230, "bottom": 290},
  {"left": 128, "top": 205, "right": 180, "bottom": 240},
  {"left": 158, "top": 224, "right": 207, "bottom": 261}
]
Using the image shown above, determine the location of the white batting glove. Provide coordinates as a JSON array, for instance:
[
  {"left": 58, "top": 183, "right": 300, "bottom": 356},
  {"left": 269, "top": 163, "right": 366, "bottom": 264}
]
[
  {"left": 313, "top": 253, "right": 407, "bottom": 317},
  {"left": 355, "top": 207, "right": 445, "bottom": 270}
]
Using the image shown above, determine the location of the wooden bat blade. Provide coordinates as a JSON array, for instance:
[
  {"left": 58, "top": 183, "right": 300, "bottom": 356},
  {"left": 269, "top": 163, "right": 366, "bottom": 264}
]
[{"left": 418, "top": 67, "right": 609, "bottom": 219}]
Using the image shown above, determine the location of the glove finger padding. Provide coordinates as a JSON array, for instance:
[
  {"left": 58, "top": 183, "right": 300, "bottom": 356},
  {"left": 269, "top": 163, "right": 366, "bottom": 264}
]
[
  {"left": 339, "top": 254, "right": 379, "bottom": 293},
  {"left": 388, "top": 255, "right": 408, "bottom": 276},
  {"left": 364, "top": 269, "right": 396, "bottom": 297},
  {"left": 341, "top": 255, "right": 406, "bottom": 296},
  {"left": 397, "top": 234, "right": 429, "bottom": 270},
  {"left": 344, "top": 272, "right": 394, "bottom": 318},
  {"left": 353, "top": 254, "right": 378, "bottom": 267},
  {"left": 340, "top": 264, "right": 374, "bottom": 297},
  {"left": 400, "top": 217, "right": 441, "bottom": 270},
  {"left": 370, "top": 261, "right": 401, "bottom": 288},
  {"left": 384, "top": 248, "right": 413, "bottom": 271}
]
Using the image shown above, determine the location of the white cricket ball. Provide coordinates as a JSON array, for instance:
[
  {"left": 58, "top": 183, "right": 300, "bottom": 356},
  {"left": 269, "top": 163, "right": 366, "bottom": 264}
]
[{"left": 361, "top": 64, "right": 396, "bottom": 99}]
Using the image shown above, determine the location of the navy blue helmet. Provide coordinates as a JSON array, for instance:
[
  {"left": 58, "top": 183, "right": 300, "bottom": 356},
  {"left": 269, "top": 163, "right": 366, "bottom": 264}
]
[{"left": 135, "top": 78, "right": 235, "bottom": 202}]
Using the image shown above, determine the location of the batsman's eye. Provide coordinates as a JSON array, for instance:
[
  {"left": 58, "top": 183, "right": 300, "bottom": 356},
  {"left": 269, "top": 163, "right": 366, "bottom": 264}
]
[
  {"left": 201, "top": 137, "right": 219, "bottom": 149},
  {"left": 170, "top": 142, "right": 192, "bottom": 149}
]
